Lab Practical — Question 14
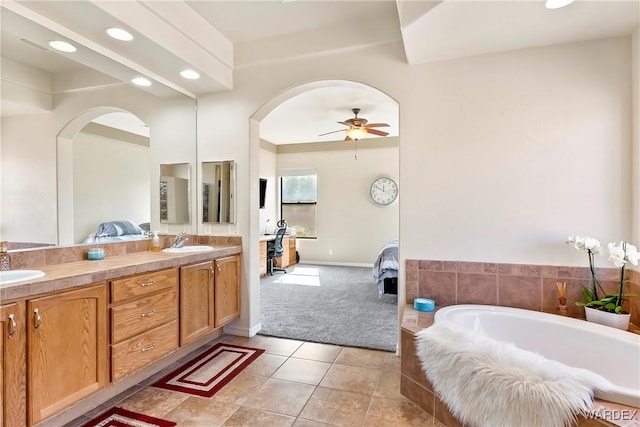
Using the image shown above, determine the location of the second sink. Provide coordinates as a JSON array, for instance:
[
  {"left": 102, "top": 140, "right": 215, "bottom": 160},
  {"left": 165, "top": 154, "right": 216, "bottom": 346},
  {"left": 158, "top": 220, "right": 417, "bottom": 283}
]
[
  {"left": 0, "top": 269, "right": 45, "bottom": 286},
  {"left": 162, "top": 245, "right": 214, "bottom": 253}
]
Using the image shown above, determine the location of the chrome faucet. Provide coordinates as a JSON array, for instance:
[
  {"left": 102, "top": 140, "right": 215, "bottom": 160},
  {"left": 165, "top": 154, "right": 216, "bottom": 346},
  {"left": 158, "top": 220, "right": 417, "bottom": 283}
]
[{"left": 170, "top": 232, "right": 188, "bottom": 248}]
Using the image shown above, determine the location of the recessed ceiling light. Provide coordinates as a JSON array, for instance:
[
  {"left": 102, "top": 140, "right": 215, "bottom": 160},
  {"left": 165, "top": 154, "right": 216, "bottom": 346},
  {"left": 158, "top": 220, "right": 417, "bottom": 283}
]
[
  {"left": 131, "top": 77, "right": 152, "bottom": 87},
  {"left": 106, "top": 27, "right": 133, "bottom": 41},
  {"left": 544, "top": 0, "right": 575, "bottom": 9},
  {"left": 180, "top": 69, "right": 200, "bottom": 80},
  {"left": 48, "top": 40, "right": 76, "bottom": 53}
]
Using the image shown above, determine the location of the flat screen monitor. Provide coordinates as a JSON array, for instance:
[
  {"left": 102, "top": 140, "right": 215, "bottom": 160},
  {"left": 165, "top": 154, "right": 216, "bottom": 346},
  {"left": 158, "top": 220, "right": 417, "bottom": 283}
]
[{"left": 259, "top": 178, "right": 267, "bottom": 209}]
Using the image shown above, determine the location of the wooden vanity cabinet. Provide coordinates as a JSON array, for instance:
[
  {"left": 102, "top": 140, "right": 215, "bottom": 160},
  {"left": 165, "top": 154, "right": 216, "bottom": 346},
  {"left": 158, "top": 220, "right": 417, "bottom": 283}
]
[
  {"left": 180, "top": 255, "right": 241, "bottom": 344},
  {"left": 0, "top": 301, "right": 26, "bottom": 427},
  {"left": 214, "top": 255, "right": 240, "bottom": 327},
  {"left": 110, "top": 269, "right": 178, "bottom": 382},
  {"left": 179, "top": 261, "right": 215, "bottom": 346},
  {"left": 27, "top": 284, "right": 107, "bottom": 426}
]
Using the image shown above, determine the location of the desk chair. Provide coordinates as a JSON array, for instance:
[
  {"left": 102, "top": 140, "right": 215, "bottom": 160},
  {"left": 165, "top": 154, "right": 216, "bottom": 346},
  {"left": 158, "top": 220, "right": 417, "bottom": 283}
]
[{"left": 267, "top": 225, "right": 287, "bottom": 275}]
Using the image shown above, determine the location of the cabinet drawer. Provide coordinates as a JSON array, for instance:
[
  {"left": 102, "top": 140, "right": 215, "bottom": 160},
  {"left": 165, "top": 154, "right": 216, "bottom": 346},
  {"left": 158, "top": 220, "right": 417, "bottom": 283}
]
[
  {"left": 111, "top": 268, "right": 177, "bottom": 302},
  {"left": 111, "top": 321, "right": 178, "bottom": 382},
  {"left": 111, "top": 288, "right": 178, "bottom": 343}
]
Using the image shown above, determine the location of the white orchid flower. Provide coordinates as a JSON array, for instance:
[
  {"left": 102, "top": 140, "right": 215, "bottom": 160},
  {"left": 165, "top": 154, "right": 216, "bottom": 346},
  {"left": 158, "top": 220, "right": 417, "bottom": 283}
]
[
  {"left": 567, "top": 234, "right": 599, "bottom": 253},
  {"left": 608, "top": 242, "right": 627, "bottom": 267},
  {"left": 625, "top": 243, "right": 640, "bottom": 266},
  {"left": 583, "top": 237, "right": 600, "bottom": 253}
]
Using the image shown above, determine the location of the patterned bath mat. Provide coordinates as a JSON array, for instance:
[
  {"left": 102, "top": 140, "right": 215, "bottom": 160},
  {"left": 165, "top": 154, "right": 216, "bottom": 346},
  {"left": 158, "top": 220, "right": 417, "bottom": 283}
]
[
  {"left": 152, "top": 343, "right": 265, "bottom": 398},
  {"left": 81, "top": 407, "right": 176, "bottom": 427}
]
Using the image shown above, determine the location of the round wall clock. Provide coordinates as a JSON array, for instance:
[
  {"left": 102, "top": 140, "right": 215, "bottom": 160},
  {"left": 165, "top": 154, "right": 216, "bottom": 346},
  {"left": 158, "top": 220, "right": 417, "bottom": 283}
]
[{"left": 370, "top": 177, "right": 398, "bottom": 206}]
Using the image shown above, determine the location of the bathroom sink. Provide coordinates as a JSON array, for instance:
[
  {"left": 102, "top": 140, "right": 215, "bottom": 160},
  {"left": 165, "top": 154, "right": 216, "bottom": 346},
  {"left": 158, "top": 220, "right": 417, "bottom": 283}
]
[
  {"left": 0, "top": 269, "right": 45, "bottom": 286},
  {"left": 162, "top": 245, "right": 214, "bottom": 253}
]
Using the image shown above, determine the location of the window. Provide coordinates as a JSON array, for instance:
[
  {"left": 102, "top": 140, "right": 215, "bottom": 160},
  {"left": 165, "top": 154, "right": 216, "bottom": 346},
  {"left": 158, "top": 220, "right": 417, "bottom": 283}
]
[{"left": 280, "top": 170, "right": 317, "bottom": 238}]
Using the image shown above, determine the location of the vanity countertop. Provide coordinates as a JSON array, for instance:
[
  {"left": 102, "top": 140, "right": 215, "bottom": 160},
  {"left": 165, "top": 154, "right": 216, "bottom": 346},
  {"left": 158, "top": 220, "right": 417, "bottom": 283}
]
[{"left": 0, "top": 244, "right": 241, "bottom": 301}]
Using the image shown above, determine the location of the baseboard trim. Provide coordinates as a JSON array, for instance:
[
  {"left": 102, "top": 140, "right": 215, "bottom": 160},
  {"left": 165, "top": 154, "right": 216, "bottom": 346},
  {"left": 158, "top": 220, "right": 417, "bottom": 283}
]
[
  {"left": 299, "top": 260, "right": 374, "bottom": 268},
  {"left": 223, "top": 322, "right": 262, "bottom": 337}
]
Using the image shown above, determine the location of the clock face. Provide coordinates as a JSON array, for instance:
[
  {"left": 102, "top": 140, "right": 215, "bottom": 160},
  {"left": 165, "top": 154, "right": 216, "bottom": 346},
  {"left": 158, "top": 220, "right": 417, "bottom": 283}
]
[{"left": 370, "top": 177, "right": 398, "bottom": 205}]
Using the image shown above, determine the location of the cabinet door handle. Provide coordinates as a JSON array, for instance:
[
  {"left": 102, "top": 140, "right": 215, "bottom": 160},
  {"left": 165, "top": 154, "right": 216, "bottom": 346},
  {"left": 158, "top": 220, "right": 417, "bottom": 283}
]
[
  {"left": 7, "top": 314, "right": 16, "bottom": 339},
  {"left": 141, "top": 344, "right": 155, "bottom": 352},
  {"left": 140, "top": 310, "right": 156, "bottom": 318},
  {"left": 216, "top": 264, "right": 222, "bottom": 274},
  {"left": 209, "top": 266, "right": 214, "bottom": 277},
  {"left": 140, "top": 280, "right": 155, "bottom": 287},
  {"left": 33, "top": 308, "right": 41, "bottom": 332}
]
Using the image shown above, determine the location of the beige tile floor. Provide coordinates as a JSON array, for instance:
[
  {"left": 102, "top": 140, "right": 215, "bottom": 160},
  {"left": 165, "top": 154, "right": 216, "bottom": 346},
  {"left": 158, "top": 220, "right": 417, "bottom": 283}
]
[{"left": 67, "top": 335, "right": 446, "bottom": 427}]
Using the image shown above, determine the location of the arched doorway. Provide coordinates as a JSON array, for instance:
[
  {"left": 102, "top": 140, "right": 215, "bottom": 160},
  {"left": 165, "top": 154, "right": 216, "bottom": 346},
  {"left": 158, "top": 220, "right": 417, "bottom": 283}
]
[
  {"left": 57, "top": 107, "right": 149, "bottom": 245},
  {"left": 247, "top": 80, "right": 400, "bottom": 349}
]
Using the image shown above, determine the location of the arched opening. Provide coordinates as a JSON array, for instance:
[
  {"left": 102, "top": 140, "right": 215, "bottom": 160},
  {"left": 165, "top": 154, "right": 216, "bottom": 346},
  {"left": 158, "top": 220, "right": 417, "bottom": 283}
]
[
  {"left": 248, "top": 80, "right": 400, "bottom": 350},
  {"left": 57, "top": 107, "right": 150, "bottom": 245}
]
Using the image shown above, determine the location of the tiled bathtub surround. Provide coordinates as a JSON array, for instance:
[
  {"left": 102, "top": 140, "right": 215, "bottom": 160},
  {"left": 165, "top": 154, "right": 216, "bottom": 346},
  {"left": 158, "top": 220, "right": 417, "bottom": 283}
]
[
  {"left": 400, "top": 307, "right": 637, "bottom": 427},
  {"left": 402, "top": 259, "right": 640, "bottom": 426},
  {"left": 8, "top": 235, "right": 242, "bottom": 269},
  {"left": 406, "top": 260, "right": 640, "bottom": 327}
]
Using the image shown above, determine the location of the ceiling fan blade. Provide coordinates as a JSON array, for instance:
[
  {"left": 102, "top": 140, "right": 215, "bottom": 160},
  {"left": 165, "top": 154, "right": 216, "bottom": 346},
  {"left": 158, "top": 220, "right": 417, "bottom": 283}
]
[
  {"left": 337, "top": 121, "right": 352, "bottom": 126},
  {"left": 366, "top": 128, "right": 389, "bottom": 137},
  {"left": 365, "top": 123, "right": 390, "bottom": 128},
  {"left": 318, "top": 129, "right": 346, "bottom": 136}
]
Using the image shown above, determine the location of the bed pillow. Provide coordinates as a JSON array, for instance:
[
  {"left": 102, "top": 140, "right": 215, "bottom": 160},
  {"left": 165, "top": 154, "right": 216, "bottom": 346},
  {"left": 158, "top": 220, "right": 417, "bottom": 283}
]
[{"left": 95, "top": 220, "right": 145, "bottom": 237}]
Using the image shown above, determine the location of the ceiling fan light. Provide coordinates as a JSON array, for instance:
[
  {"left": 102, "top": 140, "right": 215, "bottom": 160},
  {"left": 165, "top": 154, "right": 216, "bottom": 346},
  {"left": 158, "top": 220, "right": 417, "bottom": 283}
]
[
  {"left": 346, "top": 127, "right": 368, "bottom": 140},
  {"left": 544, "top": 0, "right": 574, "bottom": 9}
]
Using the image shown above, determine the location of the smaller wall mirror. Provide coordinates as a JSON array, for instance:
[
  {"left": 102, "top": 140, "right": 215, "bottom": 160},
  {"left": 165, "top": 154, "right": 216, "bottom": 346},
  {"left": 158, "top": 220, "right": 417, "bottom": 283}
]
[
  {"left": 160, "top": 163, "right": 191, "bottom": 224},
  {"left": 202, "top": 160, "right": 236, "bottom": 224}
]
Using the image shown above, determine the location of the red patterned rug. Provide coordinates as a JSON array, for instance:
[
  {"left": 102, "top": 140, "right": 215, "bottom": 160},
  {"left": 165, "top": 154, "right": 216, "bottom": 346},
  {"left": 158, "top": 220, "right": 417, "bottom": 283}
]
[
  {"left": 152, "top": 342, "right": 265, "bottom": 398},
  {"left": 81, "top": 407, "right": 176, "bottom": 427}
]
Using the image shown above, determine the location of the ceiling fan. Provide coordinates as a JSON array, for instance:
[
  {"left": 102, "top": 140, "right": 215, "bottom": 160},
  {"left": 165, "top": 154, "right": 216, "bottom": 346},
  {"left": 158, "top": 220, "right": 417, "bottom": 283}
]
[{"left": 319, "top": 108, "right": 390, "bottom": 141}]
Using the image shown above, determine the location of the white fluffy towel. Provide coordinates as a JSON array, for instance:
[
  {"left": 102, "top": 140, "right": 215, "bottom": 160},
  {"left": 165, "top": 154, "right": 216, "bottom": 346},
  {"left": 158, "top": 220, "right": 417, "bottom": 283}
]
[{"left": 415, "top": 321, "right": 613, "bottom": 427}]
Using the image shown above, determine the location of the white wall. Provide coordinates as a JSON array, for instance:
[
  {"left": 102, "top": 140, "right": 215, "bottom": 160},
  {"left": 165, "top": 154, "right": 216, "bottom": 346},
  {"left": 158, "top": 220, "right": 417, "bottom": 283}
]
[
  {"left": 198, "top": 36, "right": 634, "bottom": 334},
  {"left": 403, "top": 37, "right": 632, "bottom": 266},
  {"left": 73, "top": 130, "right": 150, "bottom": 242},
  {"left": 276, "top": 138, "right": 399, "bottom": 265},
  {"left": 258, "top": 140, "right": 278, "bottom": 234}
]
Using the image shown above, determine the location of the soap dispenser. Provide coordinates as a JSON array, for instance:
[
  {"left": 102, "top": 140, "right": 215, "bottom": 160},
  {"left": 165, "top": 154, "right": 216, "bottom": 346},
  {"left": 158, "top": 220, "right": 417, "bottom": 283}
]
[
  {"left": 151, "top": 231, "right": 160, "bottom": 252},
  {"left": 0, "top": 241, "right": 10, "bottom": 271}
]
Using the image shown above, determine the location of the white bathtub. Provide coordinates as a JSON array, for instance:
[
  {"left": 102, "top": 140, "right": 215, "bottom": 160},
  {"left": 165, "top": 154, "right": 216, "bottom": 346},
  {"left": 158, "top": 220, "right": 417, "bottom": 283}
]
[{"left": 434, "top": 305, "right": 640, "bottom": 408}]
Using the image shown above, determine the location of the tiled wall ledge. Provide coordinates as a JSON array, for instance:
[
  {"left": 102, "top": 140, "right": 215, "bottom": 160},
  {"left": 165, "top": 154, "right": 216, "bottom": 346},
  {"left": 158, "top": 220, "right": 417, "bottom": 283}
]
[
  {"left": 8, "top": 234, "right": 242, "bottom": 269},
  {"left": 406, "top": 260, "right": 640, "bottom": 328}
]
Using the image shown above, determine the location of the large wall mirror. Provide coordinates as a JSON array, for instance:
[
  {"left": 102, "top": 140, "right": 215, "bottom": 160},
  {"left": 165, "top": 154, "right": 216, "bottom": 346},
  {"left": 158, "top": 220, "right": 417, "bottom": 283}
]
[
  {"left": 0, "top": 8, "right": 197, "bottom": 248},
  {"left": 160, "top": 163, "right": 191, "bottom": 224},
  {"left": 202, "top": 161, "right": 236, "bottom": 224}
]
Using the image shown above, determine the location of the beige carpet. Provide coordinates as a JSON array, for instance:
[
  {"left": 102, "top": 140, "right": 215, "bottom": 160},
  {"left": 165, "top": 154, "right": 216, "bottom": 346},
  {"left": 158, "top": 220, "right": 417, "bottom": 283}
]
[{"left": 259, "top": 264, "right": 397, "bottom": 352}]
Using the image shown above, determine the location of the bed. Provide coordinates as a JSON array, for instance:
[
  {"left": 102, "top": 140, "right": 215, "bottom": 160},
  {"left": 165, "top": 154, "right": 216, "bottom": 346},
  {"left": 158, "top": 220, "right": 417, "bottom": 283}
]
[
  {"left": 372, "top": 239, "right": 399, "bottom": 296},
  {"left": 82, "top": 220, "right": 150, "bottom": 244}
]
